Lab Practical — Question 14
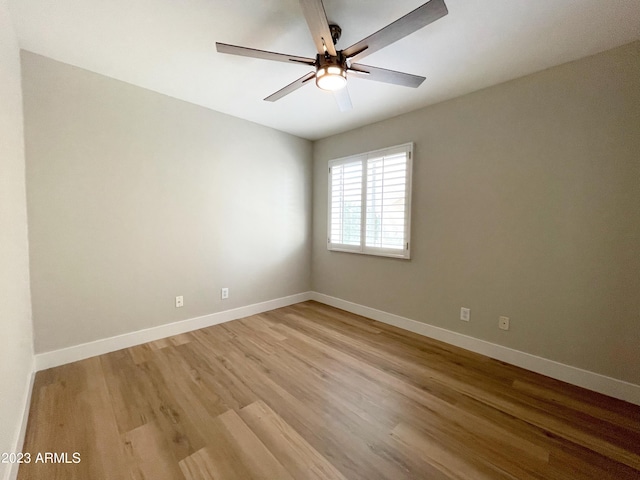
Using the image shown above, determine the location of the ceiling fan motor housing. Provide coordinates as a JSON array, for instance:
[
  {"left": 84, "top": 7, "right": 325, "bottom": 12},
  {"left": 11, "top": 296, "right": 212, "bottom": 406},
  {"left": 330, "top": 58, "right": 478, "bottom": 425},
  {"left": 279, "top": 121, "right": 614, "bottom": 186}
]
[{"left": 329, "top": 24, "right": 342, "bottom": 45}]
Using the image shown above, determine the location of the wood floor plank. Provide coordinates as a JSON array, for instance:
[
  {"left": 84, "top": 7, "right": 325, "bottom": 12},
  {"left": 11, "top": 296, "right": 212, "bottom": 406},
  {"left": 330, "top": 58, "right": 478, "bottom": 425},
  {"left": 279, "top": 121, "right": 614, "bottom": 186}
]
[
  {"left": 216, "top": 409, "right": 294, "bottom": 480},
  {"left": 179, "top": 409, "right": 293, "bottom": 480},
  {"left": 512, "top": 379, "right": 640, "bottom": 433},
  {"left": 100, "top": 349, "right": 157, "bottom": 434},
  {"left": 123, "top": 421, "right": 186, "bottom": 480},
  {"left": 128, "top": 343, "right": 154, "bottom": 364},
  {"left": 179, "top": 447, "right": 229, "bottom": 480},
  {"left": 186, "top": 335, "right": 261, "bottom": 410},
  {"left": 18, "top": 364, "right": 92, "bottom": 480},
  {"left": 391, "top": 422, "right": 512, "bottom": 480},
  {"left": 18, "top": 301, "right": 640, "bottom": 479},
  {"left": 179, "top": 437, "right": 254, "bottom": 480},
  {"left": 80, "top": 356, "right": 130, "bottom": 479},
  {"left": 239, "top": 400, "right": 349, "bottom": 480},
  {"left": 242, "top": 314, "right": 288, "bottom": 342},
  {"left": 549, "top": 442, "right": 640, "bottom": 480},
  {"left": 218, "top": 348, "right": 418, "bottom": 480}
]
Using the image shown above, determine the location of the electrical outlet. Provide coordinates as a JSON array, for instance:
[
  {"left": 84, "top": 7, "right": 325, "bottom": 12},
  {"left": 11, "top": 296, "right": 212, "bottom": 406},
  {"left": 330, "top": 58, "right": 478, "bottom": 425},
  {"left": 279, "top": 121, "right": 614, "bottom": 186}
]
[
  {"left": 499, "top": 316, "right": 510, "bottom": 330},
  {"left": 460, "top": 307, "right": 470, "bottom": 322},
  {"left": 221, "top": 287, "right": 229, "bottom": 300},
  {"left": 175, "top": 296, "right": 184, "bottom": 308}
]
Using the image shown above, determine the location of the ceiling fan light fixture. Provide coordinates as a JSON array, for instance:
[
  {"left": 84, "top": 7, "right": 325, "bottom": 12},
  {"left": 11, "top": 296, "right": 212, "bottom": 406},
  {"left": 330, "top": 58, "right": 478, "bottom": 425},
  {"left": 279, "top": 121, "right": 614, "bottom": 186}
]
[
  {"left": 316, "top": 65, "right": 347, "bottom": 91},
  {"left": 216, "top": 0, "right": 448, "bottom": 107}
]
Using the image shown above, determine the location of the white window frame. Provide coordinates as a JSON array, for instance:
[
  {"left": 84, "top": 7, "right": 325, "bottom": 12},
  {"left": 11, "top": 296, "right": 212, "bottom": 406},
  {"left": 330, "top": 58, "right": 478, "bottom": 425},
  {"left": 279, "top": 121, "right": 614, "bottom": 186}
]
[{"left": 327, "top": 142, "right": 413, "bottom": 259}]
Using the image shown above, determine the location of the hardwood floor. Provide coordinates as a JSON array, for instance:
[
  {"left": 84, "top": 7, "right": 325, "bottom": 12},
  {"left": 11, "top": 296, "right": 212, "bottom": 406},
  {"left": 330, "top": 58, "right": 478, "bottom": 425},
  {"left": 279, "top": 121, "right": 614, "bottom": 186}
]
[{"left": 18, "top": 301, "right": 640, "bottom": 479}]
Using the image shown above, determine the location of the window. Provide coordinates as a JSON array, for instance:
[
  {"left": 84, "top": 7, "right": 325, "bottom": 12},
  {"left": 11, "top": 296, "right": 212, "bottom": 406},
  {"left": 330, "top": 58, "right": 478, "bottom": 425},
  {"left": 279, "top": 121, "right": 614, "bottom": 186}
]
[{"left": 328, "top": 143, "right": 413, "bottom": 259}]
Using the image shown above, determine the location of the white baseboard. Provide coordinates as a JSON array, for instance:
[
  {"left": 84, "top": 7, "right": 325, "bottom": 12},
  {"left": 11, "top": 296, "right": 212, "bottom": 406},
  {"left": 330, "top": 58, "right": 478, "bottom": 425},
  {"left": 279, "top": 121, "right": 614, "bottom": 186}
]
[
  {"left": 35, "top": 292, "right": 312, "bottom": 371},
  {"left": 6, "top": 362, "right": 35, "bottom": 480},
  {"left": 310, "top": 292, "right": 640, "bottom": 406}
]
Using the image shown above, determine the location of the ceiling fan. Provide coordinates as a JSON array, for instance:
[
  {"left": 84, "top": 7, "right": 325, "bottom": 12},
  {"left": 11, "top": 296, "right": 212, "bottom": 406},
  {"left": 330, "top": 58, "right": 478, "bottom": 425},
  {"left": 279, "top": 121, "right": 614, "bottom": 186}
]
[{"left": 216, "top": 0, "right": 448, "bottom": 111}]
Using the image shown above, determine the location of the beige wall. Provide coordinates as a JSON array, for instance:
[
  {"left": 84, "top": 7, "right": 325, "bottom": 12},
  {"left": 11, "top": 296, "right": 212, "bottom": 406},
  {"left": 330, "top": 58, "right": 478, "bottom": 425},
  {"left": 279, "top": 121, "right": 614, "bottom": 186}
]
[
  {"left": 22, "top": 52, "right": 312, "bottom": 354},
  {"left": 19, "top": 41, "right": 640, "bottom": 387},
  {"left": 312, "top": 42, "right": 640, "bottom": 385},
  {"left": 0, "top": 1, "right": 34, "bottom": 477}
]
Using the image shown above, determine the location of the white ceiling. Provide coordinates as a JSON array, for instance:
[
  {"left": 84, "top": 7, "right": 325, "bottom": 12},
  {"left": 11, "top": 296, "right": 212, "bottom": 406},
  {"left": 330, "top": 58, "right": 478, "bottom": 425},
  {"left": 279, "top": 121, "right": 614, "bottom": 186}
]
[{"left": 8, "top": 0, "right": 640, "bottom": 140}]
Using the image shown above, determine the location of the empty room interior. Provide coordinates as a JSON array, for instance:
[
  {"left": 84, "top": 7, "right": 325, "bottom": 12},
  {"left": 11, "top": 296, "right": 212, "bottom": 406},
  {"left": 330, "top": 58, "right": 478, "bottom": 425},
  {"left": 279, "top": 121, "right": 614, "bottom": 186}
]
[{"left": 2, "top": 0, "right": 640, "bottom": 479}]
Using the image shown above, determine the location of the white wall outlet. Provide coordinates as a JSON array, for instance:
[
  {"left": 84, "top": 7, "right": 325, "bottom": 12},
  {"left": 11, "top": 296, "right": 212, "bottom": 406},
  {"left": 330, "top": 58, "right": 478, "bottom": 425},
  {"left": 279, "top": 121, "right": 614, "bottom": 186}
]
[
  {"left": 460, "top": 307, "right": 470, "bottom": 322},
  {"left": 221, "top": 287, "right": 229, "bottom": 300},
  {"left": 499, "top": 316, "right": 510, "bottom": 330},
  {"left": 175, "top": 295, "right": 184, "bottom": 308}
]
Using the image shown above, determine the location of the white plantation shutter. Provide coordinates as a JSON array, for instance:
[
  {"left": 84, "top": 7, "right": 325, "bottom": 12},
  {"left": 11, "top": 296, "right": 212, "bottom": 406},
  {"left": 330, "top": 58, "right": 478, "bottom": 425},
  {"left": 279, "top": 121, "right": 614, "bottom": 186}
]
[
  {"left": 328, "top": 143, "right": 412, "bottom": 259},
  {"left": 329, "top": 160, "right": 362, "bottom": 248},
  {"left": 366, "top": 150, "right": 408, "bottom": 250}
]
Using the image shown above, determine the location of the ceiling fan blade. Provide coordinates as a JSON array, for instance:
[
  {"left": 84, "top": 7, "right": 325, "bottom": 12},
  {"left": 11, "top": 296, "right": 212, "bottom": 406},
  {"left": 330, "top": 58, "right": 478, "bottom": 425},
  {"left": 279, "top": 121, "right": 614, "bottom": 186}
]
[
  {"left": 349, "top": 63, "right": 425, "bottom": 88},
  {"left": 216, "top": 43, "right": 315, "bottom": 66},
  {"left": 298, "top": 0, "right": 337, "bottom": 56},
  {"left": 342, "top": 0, "right": 448, "bottom": 62},
  {"left": 333, "top": 87, "right": 352, "bottom": 112},
  {"left": 264, "top": 72, "right": 316, "bottom": 102}
]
